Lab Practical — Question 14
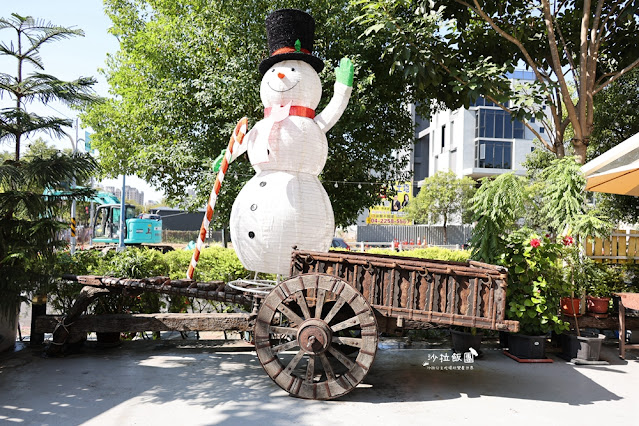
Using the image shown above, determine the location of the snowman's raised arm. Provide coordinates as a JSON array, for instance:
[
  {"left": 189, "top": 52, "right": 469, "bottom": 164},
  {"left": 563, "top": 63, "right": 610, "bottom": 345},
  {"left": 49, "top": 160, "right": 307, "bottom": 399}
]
[{"left": 315, "top": 58, "right": 353, "bottom": 134}]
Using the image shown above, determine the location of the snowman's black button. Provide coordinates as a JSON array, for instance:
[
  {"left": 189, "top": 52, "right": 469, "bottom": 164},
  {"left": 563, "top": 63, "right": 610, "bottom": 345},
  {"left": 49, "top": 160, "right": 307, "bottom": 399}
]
[
  {"left": 260, "top": 181, "right": 266, "bottom": 187},
  {"left": 251, "top": 204, "right": 257, "bottom": 211},
  {"left": 248, "top": 231, "right": 255, "bottom": 239}
]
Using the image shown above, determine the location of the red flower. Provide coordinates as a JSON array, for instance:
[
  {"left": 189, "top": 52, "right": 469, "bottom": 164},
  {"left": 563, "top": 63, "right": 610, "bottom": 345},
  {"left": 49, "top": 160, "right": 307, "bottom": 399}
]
[
  {"left": 562, "top": 236, "right": 574, "bottom": 246},
  {"left": 530, "top": 238, "right": 541, "bottom": 248}
]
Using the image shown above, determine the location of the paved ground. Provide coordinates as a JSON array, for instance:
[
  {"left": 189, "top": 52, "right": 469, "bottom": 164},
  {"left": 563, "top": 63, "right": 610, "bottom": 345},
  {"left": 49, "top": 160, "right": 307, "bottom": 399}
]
[{"left": 1, "top": 336, "right": 638, "bottom": 426}]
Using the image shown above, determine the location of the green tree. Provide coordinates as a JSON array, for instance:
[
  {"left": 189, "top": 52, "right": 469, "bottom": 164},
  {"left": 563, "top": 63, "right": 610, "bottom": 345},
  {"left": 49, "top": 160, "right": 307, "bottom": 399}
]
[
  {"left": 0, "top": 153, "right": 97, "bottom": 321},
  {"left": 357, "top": 0, "right": 639, "bottom": 164},
  {"left": 81, "top": 0, "right": 413, "bottom": 228},
  {"left": 0, "top": 13, "right": 98, "bottom": 160},
  {"left": 469, "top": 158, "right": 611, "bottom": 263},
  {"left": 468, "top": 173, "right": 528, "bottom": 263},
  {"left": 406, "top": 170, "right": 476, "bottom": 243},
  {"left": 588, "top": 67, "right": 639, "bottom": 223}
]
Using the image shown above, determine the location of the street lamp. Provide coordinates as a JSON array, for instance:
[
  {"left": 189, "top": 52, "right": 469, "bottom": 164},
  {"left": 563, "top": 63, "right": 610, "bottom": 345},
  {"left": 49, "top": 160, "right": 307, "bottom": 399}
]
[{"left": 63, "top": 118, "right": 85, "bottom": 255}]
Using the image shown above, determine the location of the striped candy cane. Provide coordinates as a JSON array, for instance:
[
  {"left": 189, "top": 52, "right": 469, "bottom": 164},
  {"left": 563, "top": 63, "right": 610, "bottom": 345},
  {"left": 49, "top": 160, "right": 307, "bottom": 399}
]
[{"left": 186, "top": 117, "right": 248, "bottom": 279}]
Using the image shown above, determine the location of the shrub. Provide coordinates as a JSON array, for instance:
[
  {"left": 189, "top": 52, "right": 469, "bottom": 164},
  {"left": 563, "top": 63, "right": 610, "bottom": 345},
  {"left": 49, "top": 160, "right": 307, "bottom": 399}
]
[
  {"left": 87, "top": 248, "right": 168, "bottom": 315},
  {"left": 95, "top": 248, "right": 169, "bottom": 278},
  {"left": 500, "top": 230, "right": 570, "bottom": 335},
  {"left": 164, "top": 246, "right": 248, "bottom": 282},
  {"left": 50, "top": 250, "right": 104, "bottom": 313},
  {"left": 366, "top": 247, "right": 471, "bottom": 262}
]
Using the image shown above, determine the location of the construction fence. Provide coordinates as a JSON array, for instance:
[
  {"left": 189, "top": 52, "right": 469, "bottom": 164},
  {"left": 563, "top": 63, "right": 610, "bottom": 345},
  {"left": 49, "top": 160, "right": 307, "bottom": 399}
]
[{"left": 356, "top": 224, "right": 473, "bottom": 247}]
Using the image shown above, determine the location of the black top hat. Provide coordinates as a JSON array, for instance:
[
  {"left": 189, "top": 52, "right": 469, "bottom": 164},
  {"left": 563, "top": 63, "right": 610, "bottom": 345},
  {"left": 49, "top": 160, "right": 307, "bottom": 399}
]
[{"left": 259, "top": 9, "right": 324, "bottom": 75}]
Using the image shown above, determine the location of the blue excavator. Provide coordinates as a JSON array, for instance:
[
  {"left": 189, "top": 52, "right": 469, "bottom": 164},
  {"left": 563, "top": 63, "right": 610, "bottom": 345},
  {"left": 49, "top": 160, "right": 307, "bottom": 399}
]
[{"left": 90, "top": 200, "right": 163, "bottom": 246}]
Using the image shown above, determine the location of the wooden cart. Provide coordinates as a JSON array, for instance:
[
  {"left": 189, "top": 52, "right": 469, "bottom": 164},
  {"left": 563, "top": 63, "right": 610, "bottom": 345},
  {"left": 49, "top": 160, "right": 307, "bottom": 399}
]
[
  {"left": 252, "top": 249, "right": 519, "bottom": 400},
  {"left": 47, "top": 249, "right": 518, "bottom": 400}
]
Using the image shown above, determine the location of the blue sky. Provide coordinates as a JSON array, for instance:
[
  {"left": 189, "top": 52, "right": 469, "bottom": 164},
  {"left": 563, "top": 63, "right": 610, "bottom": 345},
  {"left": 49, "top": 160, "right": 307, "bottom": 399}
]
[{"left": 0, "top": 1, "right": 164, "bottom": 202}]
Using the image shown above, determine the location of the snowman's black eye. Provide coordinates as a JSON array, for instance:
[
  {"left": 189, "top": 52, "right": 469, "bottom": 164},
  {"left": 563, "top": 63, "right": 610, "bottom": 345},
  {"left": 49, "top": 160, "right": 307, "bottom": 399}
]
[
  {"left": 291, "top": 68, "right": 295, "bottom": 72},
  {"left": 271, "top": 69, "right": 275, "bottom": 73}
]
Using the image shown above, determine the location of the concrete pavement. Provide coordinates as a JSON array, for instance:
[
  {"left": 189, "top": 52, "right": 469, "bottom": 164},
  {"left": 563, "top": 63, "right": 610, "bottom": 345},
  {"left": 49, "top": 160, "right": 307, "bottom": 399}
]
[{"left": 1, "top": 338, "right": 638, "bottom": 425}]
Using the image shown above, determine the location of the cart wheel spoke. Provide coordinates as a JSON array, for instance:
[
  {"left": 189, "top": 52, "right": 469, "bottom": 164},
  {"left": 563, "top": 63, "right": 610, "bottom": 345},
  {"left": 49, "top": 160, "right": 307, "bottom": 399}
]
[
  {"left": 295, "top": 292, "right": 312, "bottom": 320},
  {"left": 269, "top": 326, "right": 297, "bottom": 336},
  {"left": 327, "top": 345, "right": 355, "bottom": 370},
  {"left": 323, "top": 297, "right": 346, "bottom": 324},
  {"left": 272, "top": 339, "right": 299, "bottom": 354},
  {"left": 331, "top": 336, "right": 363, "bottom": 348},
  {"left": 284, "top": 349, "right": 306, "bottom": 375},
  {"left": 314, "top": 288, "right": 326, "bottom": 319},
  {"left": 331, "top": 316, "right": 360, "bottom": 333},
  {"left": 319, "top": 353, "right": 336, "bottom": 381},
  {"left": 255, "top": 274, "right": 378, "bottom": 400},
  {"left": 276, "top": 303, "right": 304, "bottom": 327},
  {"left": 305, "top": 355, "right": 316, "bottom": 383}
]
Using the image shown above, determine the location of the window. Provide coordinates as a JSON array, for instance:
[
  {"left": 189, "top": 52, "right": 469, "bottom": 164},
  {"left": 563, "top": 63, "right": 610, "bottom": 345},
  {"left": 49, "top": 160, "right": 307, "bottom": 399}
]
[
  {"left": 415, "top": 114, "right": 430, "bottom": 135},
  {"left": 477, "top": 109, "right": 525, "bottom": 139},
  {"left": 514, "top": 120, "right": 525, "bottom": 139},
  {"left": 539, "top": 127, "right": 545, "bottom": 134},
  {"left": 441, "top": 124, "right": 446, "bottom": 153},
  {"left": 475, "top": 140, "right": 512, "bottom": 169},
  {"left": 471, "top": 97, "right": 485, "bottom": 107}
]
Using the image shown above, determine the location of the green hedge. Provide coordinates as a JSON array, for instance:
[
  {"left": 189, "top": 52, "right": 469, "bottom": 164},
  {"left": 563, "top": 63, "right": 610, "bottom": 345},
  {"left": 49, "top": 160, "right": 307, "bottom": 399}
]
[
  {"left": 51, "top": 246, "right": 248, "bottom": 315},
  {"left": 164, "top": 246, "right": 247, "bottom": 282}
]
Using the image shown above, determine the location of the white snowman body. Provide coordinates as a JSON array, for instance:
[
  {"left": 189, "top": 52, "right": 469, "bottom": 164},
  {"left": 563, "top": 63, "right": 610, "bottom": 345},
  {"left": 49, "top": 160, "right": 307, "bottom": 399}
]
[{"left": 230, "top": 60, "right": 351, "bottom": 275}]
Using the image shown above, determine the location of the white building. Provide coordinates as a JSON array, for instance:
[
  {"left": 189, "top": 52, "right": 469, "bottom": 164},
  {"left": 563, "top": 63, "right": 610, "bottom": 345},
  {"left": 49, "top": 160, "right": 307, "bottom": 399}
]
[{"left": 412, "top": 70, "right": 544, "bottom": 193}]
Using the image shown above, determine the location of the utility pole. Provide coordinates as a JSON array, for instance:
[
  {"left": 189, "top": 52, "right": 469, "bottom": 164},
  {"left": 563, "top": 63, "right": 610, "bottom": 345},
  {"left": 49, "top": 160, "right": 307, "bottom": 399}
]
[
  {"left": 68, "top": 118, "right": 85, "bottom": 255},
  {"left": 118, "top": 175, "right": 126, "bottom": 251}
]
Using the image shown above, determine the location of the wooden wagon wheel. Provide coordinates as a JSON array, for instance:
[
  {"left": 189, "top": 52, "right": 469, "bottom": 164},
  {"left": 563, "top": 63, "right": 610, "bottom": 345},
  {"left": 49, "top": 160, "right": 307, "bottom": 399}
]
[{"left": 254, "top": 273, "right": 378, "bottom": 400}]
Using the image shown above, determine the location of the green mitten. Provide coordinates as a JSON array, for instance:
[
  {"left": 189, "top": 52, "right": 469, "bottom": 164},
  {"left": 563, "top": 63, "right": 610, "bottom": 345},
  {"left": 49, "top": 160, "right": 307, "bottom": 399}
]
[
  {"left": 212, "top": 149, "right": 226, "bottom": 172},
  {"left": 335, "top": 57, "right": 354, "bottom": 87}
]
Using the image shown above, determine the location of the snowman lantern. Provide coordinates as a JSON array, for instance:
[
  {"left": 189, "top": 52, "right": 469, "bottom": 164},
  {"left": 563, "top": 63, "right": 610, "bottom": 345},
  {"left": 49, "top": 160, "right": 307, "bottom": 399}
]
[{"left": 229, "top": 9, "right": 353, "bottom": 276}]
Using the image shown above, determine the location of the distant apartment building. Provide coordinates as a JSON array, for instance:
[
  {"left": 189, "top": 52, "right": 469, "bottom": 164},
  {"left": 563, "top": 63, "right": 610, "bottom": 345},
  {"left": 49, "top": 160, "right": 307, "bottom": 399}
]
[
  {"left": 412, "top": 70, "right": 543, "bottom": 194},
  {"left": 102, "top": 185, "right": 145, "bottom": 206}
]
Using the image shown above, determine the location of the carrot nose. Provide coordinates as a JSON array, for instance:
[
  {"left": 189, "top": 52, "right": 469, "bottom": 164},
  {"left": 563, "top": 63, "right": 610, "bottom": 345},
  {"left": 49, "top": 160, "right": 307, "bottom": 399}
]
[{"left": 277, "top": 72, "right": 285, "bottom": 79}]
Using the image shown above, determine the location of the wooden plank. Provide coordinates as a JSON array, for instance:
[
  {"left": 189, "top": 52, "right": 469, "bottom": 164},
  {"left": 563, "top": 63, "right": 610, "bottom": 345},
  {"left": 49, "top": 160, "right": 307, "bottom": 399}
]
[
  {"left": 35, "top": 313, "right": 253, "bottom": 333},
  {"left": 371, "top": 304, "right": 519, "bottom": 332},
  {"left": 630, "top": 230, "right": 639, "bottom": 260},
  {"left": 603, "top": 238, "right": 611, "bottom": 262},
  {"left": 611, "top": 231, "right": 618, "bottom": 264},
  {"left": 585, "top": 236, "right": 594, "bottom": 257},
  {"left": 594, "top": 237, "right": 603, "bottom": 263}
]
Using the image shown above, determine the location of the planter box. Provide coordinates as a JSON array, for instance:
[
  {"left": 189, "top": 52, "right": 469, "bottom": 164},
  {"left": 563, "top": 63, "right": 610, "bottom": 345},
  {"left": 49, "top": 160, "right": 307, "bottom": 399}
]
[
  {"left": 0, "top": 308, "right": 19, "bottom": 353},
  {"left": 562, "top": 332, "right": 605, "bottom": 361},
  {"left": 508, "top": 334, "right": 546, "bottom": 359},
  {"left": 450, "top": 329, "right": 482, "bottom": 354}
]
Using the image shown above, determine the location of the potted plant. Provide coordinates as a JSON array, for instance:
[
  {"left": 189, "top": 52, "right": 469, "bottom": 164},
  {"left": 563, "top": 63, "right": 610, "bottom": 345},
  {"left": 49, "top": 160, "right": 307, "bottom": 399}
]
[
  {"left": 585, "top": 263, "right": 624, "bottom": 316},
  {"left": 559, "top": 238, "right": 585, "bottom": 317},
  {"left": 449, "top": 327, "right": 483, "bottom": 355},
  {"left": 500, "top": 231, "right": 570, "bottom": 359}
]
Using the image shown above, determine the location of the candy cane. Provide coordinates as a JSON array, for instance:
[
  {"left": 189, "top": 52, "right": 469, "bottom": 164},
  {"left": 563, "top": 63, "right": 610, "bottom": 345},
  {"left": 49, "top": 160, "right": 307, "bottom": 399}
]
[{"left": 186, "top": 117, "right": 248, "bottom": 279}]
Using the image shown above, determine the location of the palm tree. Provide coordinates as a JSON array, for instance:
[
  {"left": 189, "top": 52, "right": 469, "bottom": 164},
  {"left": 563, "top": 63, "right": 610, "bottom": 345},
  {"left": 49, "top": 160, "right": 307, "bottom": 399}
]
[
  {"left": 0, "top": 13, "right": 98, "bottom": 160},
  {"left": 0, "top": 151, "right": 97, "bottom": 349}
]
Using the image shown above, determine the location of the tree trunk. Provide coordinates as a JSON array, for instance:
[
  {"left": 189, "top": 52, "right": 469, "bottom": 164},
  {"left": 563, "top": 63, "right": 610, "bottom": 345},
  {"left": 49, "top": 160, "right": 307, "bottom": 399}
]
[
  {"left": 223, "top": 225, "right": 231, "bottom": 248},
  {"left": 573, "top": 138, "right": 589, "bottom": 164},
  {"left": 443, "top": 215, "right": 448, "bottom": 244}
]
